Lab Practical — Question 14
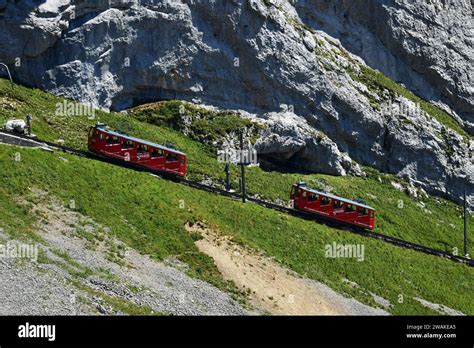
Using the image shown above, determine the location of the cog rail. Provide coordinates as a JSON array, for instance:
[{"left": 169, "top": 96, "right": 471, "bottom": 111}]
[{"left": 2, "top": 130, "right": 472, "bottom": 267}]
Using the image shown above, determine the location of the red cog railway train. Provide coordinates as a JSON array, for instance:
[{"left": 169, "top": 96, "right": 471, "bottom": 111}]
[
  {"left": 88, "top": 124, "right": 187, "bottom": 177},
  {"left": 88, "top": 124, "right": 376, "bottom": 230},
  {"left": 291, "top": 182, "right": 376, "bottom": 230}
]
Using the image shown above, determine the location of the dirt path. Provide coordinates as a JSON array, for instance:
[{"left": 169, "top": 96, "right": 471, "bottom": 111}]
[{"left": 187, "top": 222, "right": 388, "bottom": 316}]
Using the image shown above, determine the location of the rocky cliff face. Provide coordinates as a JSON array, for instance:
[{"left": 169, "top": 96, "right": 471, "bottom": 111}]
[
  {"left": 0, "top": 0, "right": 472, "bottom": 204},
  {"left": 295, "top": 0, "right": 474, "bottom": 134}
]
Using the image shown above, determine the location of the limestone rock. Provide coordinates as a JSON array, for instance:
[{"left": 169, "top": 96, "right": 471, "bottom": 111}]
[{"left": 0, "top": 0, "right": 471, "bottom": 204}]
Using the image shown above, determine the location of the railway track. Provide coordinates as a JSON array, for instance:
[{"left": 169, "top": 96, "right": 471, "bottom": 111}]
[{"left": 2, "top": 130, "right": 473, "bottom": 267}]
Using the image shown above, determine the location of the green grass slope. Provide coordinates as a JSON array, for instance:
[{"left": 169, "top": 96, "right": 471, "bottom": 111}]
[
  {"left": 0, "top": 78, "right": 473, "bottom": 314},
  {"left": 3, "top": 78, "right": 470, "bottom": 254}
]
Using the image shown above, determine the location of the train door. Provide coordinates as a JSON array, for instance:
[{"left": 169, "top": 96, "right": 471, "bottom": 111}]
[
  {"left": 299, "top": 189, "right": 309, "bottom": 210},
  {"left": 165, "top": 152, "right": 180, "bottom": 171},
  {"left": 368, "top": 209, "right": 376, "bottom": 230},
  {"left": 356, "top": 207, "right": 371, "bottom": 228},
  {"left": 178, "top": 155, "right": 187, "bottom": 176}
]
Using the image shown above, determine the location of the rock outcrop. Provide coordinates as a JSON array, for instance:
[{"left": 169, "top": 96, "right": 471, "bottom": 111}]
[
  {"left": 0, "top": 0, "right": 471, "bottom": 204},
  {"left": 254, "top": 111, "right": 363, "bottom": 176},
  {"left": 294, "top": 0, "right": 474, "bottom": 134}
]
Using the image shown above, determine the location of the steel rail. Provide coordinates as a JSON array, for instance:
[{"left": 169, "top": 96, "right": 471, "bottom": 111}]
[{"left": 2, "top": 130, "right": 472, "bottom": 267}]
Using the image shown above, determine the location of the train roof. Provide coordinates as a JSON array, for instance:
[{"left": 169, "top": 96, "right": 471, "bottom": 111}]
[
  {"left": 96, "top": 126, "right": 187, "bottom": 156},
  {"left": 298, "top": 185, "right": 375, "bottom": 210}
]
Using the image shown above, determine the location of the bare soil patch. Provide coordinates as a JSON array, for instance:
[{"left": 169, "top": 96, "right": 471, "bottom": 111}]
[{"left": 187, "top": 221, "right": 388, "bottom": 315}]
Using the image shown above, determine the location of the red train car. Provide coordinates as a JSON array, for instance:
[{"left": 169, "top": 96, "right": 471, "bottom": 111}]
[
  {"left": 290, "top": 182, "right": 376, "bottom": 230},
  {"left": 88, "top": 124, "right": 187, "bottom": 177}
]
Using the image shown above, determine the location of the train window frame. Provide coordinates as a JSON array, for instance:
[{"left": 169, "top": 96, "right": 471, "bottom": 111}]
[
  {"left": 107, "top": 136, "right": 119, "bottom": 145},
  {"left": 320, "top": 197, "right": 330, "bottom": 206},
  {"left": 151, "top": 148, "right": 164, "bottom": 159},
  {"left": 166, "top": 153, "right": 179, "bottom": 162},
  {"left": 121, "top": 140, "right": 134, "bottom": 150},
  {"left": 346, "top": 204, "right": 356, "bottom": 212}
]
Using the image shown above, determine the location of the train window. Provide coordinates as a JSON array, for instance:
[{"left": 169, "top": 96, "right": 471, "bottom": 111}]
[
  {"left": 333, "top": 200, "right": 344, "bottom": 209},
  {"left": 320, "top": 197, "right": 330, "bottom": 206},
  {"left": 369, "top": 211, "right": 374, "bottom": 218},
  {"left": 107, "top": 136, "right": 118, "bottom": 144},
  {"left": 358, "top": 208, "right": 368, "bottom": 216},
  {"left": 308, "top": 193, "right": 319, "bottom": 202},
  {"left": 152, "top": 149, "right": 165, "bottom": 158},
  {"left": 179, "top": 157, "right": 185, "bottom": 164},
  {"left": 302, "top": 191, "right": 307, "bottom": 198},
  {"left": 107, "top": 136, "right": 119, "bottom": 145},
  {"left": 100, "top": 133, "right": 104, "bottom": 141},
  {"left": 346, "top": 204, "right": 356, "bottom": 212},
  {"left": 166, "top": 153, "right": 178, "bottom": 162},
  {"left": 121, "top": 140, "right": 134, "bottom": 149},
  {"left": 137, "top": 144, "right": 146, "bottom": 153}
]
